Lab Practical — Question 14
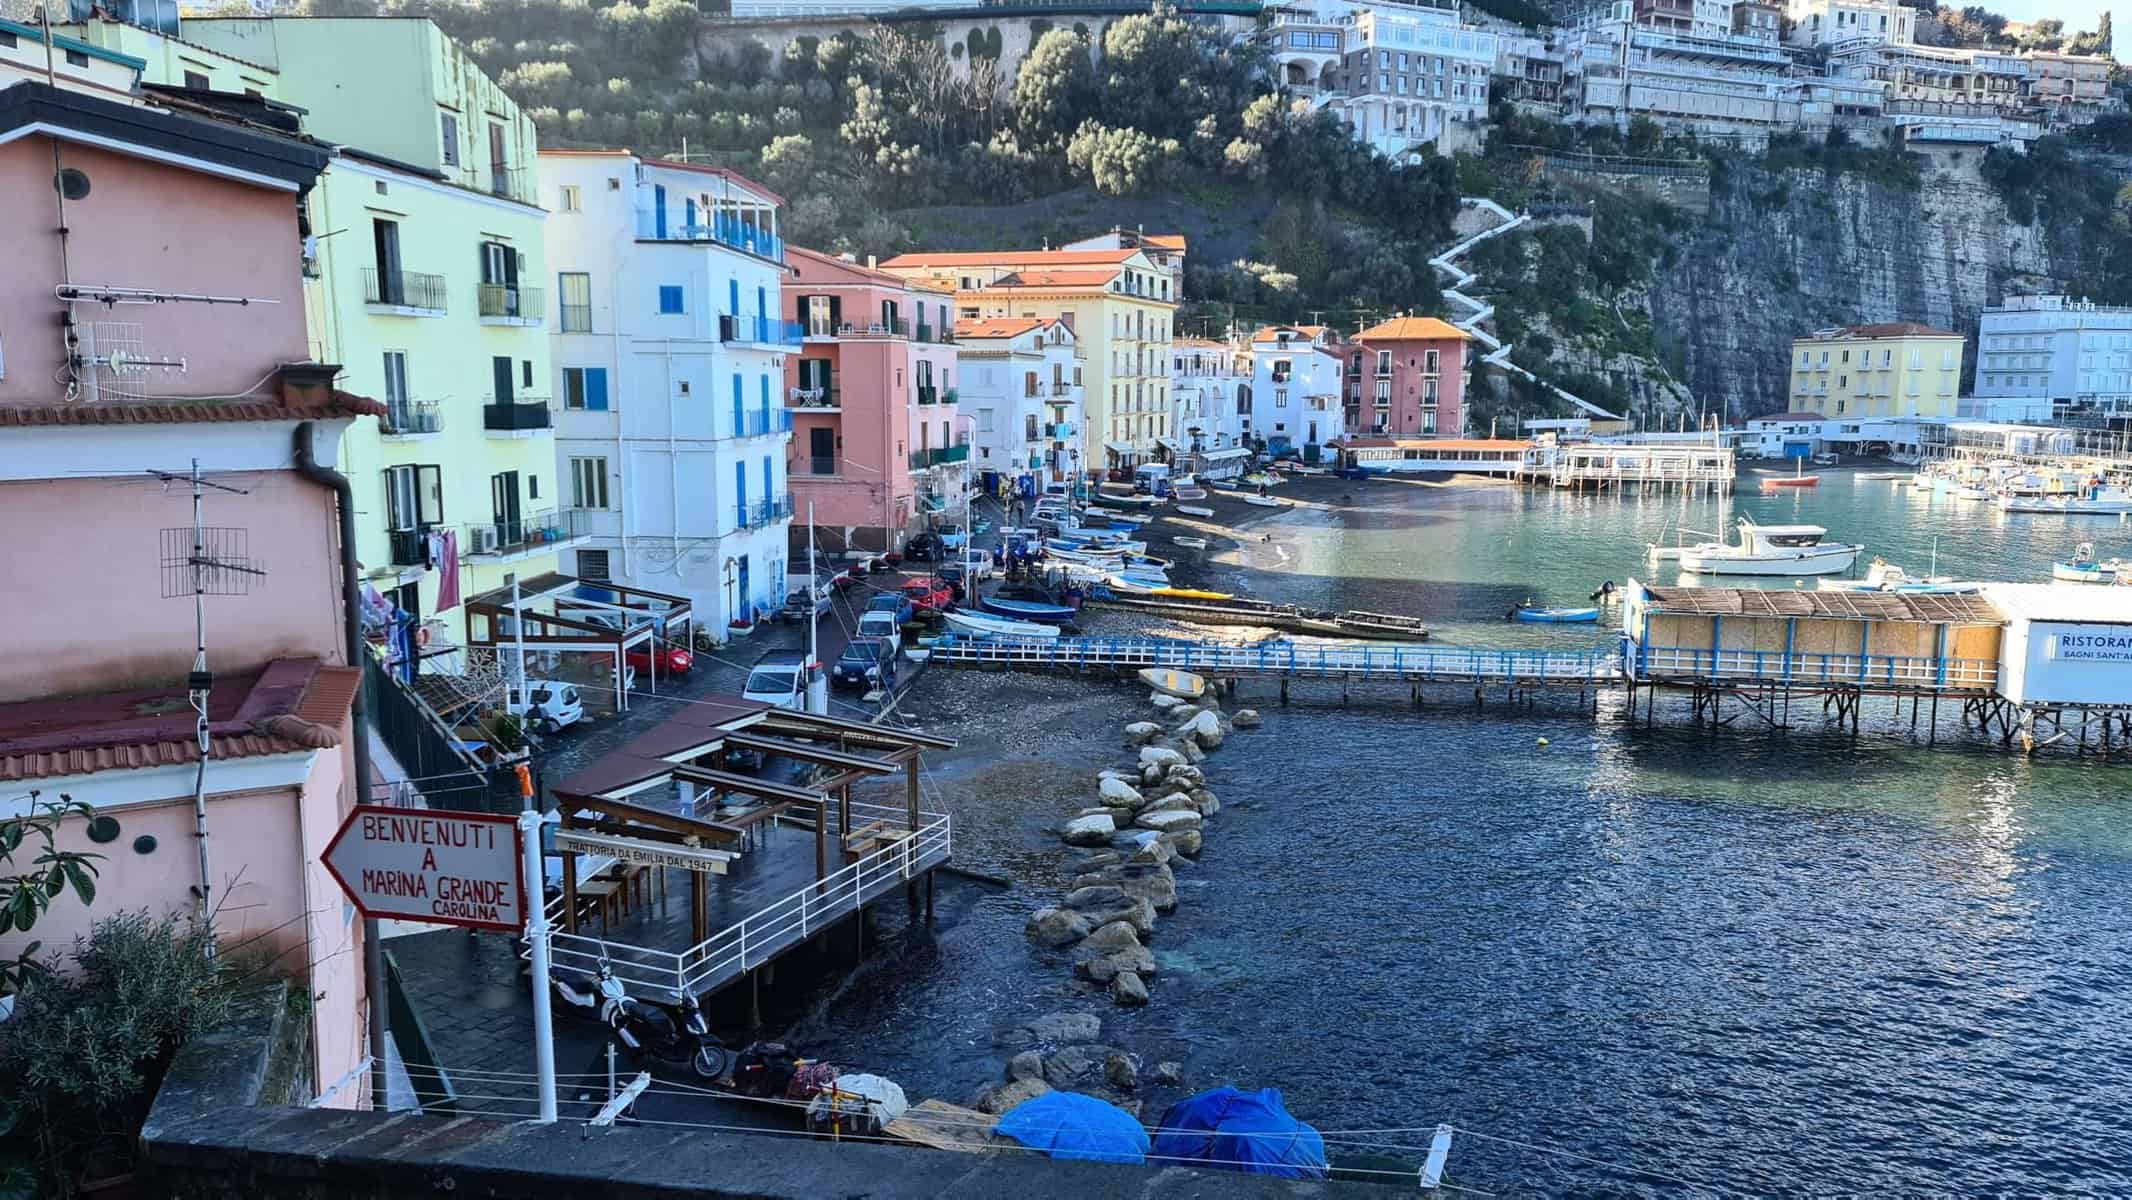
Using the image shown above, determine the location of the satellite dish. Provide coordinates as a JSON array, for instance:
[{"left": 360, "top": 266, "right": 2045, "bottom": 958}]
[{"left": 55, "top": 168, "right": 90, "bottom": 200}]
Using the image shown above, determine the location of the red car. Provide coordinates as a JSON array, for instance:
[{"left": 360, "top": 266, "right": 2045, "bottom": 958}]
[
  {"left": 626, "top": 642, "right": 693, "bottom": 675},
  {"left": 900, "top": 577, "right": 953, "bottom": 613}
]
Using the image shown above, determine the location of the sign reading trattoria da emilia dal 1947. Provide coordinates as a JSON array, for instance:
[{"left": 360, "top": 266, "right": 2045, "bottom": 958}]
[{"left": 322, "top": 806, "right": 526, "bottom": 932}]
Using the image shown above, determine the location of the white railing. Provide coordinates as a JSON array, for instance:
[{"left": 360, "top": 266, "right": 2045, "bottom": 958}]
[
  {"left": 530, "top": 799, "right": 951, "bottom": 1000},
  {"left": 931, "top": 634, "right": 1621, "bottom": 684},
  {"left": 1631, "top": 644, "right": 1998, "bottom": 691}
]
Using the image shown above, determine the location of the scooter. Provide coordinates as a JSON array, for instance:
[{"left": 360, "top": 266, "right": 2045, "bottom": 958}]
[{"left": 548, "top": 959, "right": 731, "bottom": 1079}]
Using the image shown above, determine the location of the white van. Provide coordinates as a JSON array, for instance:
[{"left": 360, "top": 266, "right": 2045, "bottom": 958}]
[
  {"left": 506, "top": 681, "right": 583, "bottom": 733},
  {"left": 741, "top": 654, "right": 812, "bottom": 711}
]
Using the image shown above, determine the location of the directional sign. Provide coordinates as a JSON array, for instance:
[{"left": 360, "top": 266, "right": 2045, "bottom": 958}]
[{"left": 322, "top": 805, "right": 527, "bottom": 932}]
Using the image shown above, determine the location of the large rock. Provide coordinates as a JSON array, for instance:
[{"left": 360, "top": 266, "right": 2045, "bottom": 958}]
[
  {"left": 1079, "top": 920, "right": 1143, "bottom": 954},
  {"left": 1164, "top": 764, "right": 1204, "bottom": 786},
  {"left": 1077, "top": 850, "right": 1123, "bottom": 870},
  {"left": 1114, "top": 862, "right": 1177, "bottom": 911},
  {"left": 1162, "top": 828, "right": 1204, "bottom": 857},
  {"left": 977, "top": 1076, "right": 1052, "bottom": 1115},
  {"left": 1075, "top": 938, "right": 1157, "bottom": 983},
  {"left": 1150, "top": 1061, "right": 1183, "bottom": 1086},
  {"left": 1135, "top": 808, "right": 1203, "bottom": 834},
  {"left": 1098, "top": 777, "right": 1144, "bottom": 808},
  {"left": 1025, "top": 906, "right": 1095, "bottom": 947},
  {"left": 1019, "top": 1011, "right": 1102, "bottom": 1045},
  {"left": 1178, "top": 738, "right": 1207, "bottom": 764},
  {"left": 1189, "top": 788, "right": 1221, "bottom": 817},
  {"left": 1140, "top": 792, "right": 1196, "bottom": 816},
  {"left": 1138, "top": 745, "right": 1186, "bottom": 771},
  {"left": 1140, "top": 764, "right": 1166, "bottom": 786},
  {"left": 1233, "top": 709, "right": 1262, "bottom": 729},
  {"left": 1080, "top": 896, "right": 1157, "bottom": 936},
  {"left": 1104, "top": 1050, "right": 1140, "bottom": 1090},
  {"left": 1097, "top": 768, "right": 1134, "bottom": 783},
  {"left": 1177, "top": 709, "right": 1224, "bottom": 749},
  {"left": 1006, "top": 1051, "right": 1045, "bottom": 1082},
  {"left": 1123, "top": 721, "right": 1164, "bottom": 745},
  {"left": 1041, "top": 1045, "right": 1105, "bottom": 1087},
  {"left": 1062, "top": 884, "right": 1128, "bottom": 911},
  {"left": 1129, "top": 836, "right": 1176, "bottom": 867},
  {"left": 1112, "top": 970, "right": 1149, "bottom": 1007},
  {"left": 1061, "top": 812, "right": 1115, "bottom": 846},
  {"left": 1149, "top": 692, "right": 1186, "bottom": 711}
]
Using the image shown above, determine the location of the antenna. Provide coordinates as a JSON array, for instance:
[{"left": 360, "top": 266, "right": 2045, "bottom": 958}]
[
  {"left": 151, "top": 459, "right": 265, "bottom": 935},
  {"left": 77, "top": 321, "right": 187, "bottom": 404}
]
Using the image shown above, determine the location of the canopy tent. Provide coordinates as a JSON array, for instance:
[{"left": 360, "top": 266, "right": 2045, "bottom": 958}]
[
  {"left": 1150, "top": 1087, "right": 1328, "bottom": 1180},
  {"left": 995, "top": 1091, "right": 1149, "bottom": 1165}
]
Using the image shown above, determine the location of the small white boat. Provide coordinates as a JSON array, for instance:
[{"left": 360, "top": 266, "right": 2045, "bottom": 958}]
[
  {"left": 1172, "top": 536, "right": 1208, "bottom": 549},
  {"left": 1244, "top": 495, "right": 1289, "bottom": 508},
  {"left": 1853, "top": 472, "right": 1911, "bottom": 480},
  {"left": 1138, "top": 667, "right": 1206, "bottom": 700},
  {"left": 1678, "top": 519, "right": 1862, "bottom": 577},
  {"left": 2001, "top": 487, "right": 2132, "bottom": 516},
  {"left": 1818, "top": 560, "right": 1977, "bottom": 594},
  {"left": 2051, "top": 544, "right": 2120, "bottom": 583},
  {"left": 1175, "top": 505, "right": 1216, "bottom": 518},
  {"left": 1953, "top": 484, "right": 1993, "bottom": 501},
  {"left": 942, "top": 608, "right": 1060, "bottom": 640}
]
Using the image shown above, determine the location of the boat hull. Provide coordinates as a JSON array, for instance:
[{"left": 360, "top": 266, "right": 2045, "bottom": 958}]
[
  {"left": 1138, "top": 668, "right": 1206, "bottom": 700},
  {"left": 1680, "top": 545, "right": 1861, "bottom": 576},
  {"left": 1513, "top": 607, "right": 1601, "bottom": 623},
  {"left": 2053, "top": 563, "right": 2118, "bottom": 583},
  {"left": 2004, "top": 499, "right": 2132, "bottom": 515},
  {"left": 979, "top": 596, "right": 1078, "bottom": 623},
  {"left": 943, "top": 609, "right": 1060, "bottom": 639}
]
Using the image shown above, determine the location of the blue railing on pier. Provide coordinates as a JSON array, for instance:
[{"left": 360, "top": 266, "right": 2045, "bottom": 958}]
[
  {"left": 1629, "top": 644, "right": 1998, "bottom": 692},
  {"left": 928, "top": 634, "right": 1622, "bottom": 685}
]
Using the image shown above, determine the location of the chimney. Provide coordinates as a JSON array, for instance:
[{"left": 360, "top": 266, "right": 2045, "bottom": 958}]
[
  {"left": 1057, "top": 312, "right": 1075, "bottom": 333},
  {"left": 867, "top": 254, "right": 877, "bottom": 270}
]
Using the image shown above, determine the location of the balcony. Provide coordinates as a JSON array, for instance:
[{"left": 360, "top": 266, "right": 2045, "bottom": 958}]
[
  {"left": 916, "top": 386, "right": 939, "bottom": 406},
  {"left": 483, "top": 398, "right": 552, "bottom": 435},
  {"left": 1052, "top": 382, "right": 1074, "bottom": 396},
  {"left": 1048, "top": 422, "right": 1076, "bottom": 439},
  {"left": 909, "top": 443, "right": 970, "bottom": 470},
  {"left": 388, "top": 526, "right": 431, "bottom": 568},
  {"left": 478, "top": 283, "right": 543, "bottom": 326},
  {"left": 460, "top": 507, "right": 590, "bottom": 560},
  {"left": 362, "top": 267, "right": 447, "bottom": 315},
  {"left": 913, "top": 323, "right": 956, "bottom": 345},
  {"left": 381, "top": 399, "right": 442, "bottom": 438},
  {"left": 488, "top": 164, "right": 536, "bottom": 205},
  {"left": 719, "top": 313, "right": 804, "bottom": 348},
  {"left": 632, "top": 207, "right": 785, "bottom": 262},
  {"left": 740, "top": 494, "right": 796, "bottom": 531},
  {"left": 789, "top": 386, "right": 839, "bottom": 410},
  {"left": 840, "top": 318, "right": 910, "bottom": 340},
  {"left": 737, "top": 407, "right": 793, "bottom": 438}
]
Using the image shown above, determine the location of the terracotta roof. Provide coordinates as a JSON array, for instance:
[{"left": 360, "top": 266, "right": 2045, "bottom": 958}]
[
  {"left": 992, "top": 268, "right": 1122, "bottom": 289},
  {"left": 954, "top": 317, "right": 1046, "bottom": 339},
  {"left": 0, "top": 389, "right": 385, "bottom": 427},
  {"left": 788, "top": 245, "right": 953, "bottom": 293},
  {"left": 1142, "top": 234, "right": 1187, "bottom": 251},
  {"left": 1250, "top": 325, "right": 1333, "bottom": 343},
  {"left": 1800, "top": 322, "right": 1962, "bottom": 341},
  {"left": 0, "top": 659, "right": 357, "bottom": 783},
  {"left": 882, "top": 248, "right": 1140, "bottom": 268},
  {"left": 1356, "top": 316, "right": 1471, "bottom": 342}
]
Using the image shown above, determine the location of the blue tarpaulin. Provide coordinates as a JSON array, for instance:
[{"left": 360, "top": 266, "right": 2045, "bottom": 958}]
[
  {"left": 996, "top": 1091, "right": 1149, "bottom": 1165},
  {"left": 1150, "top": 1087, "right": 1329, "bottom": 1180}
]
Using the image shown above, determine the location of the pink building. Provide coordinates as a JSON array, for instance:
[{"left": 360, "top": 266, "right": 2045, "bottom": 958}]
[
  {"left": 1349, "top": 317, "right": 1472, "bottom": 438},
  {"left": 0, "top": 72, "right": 378, "bottom": 1095},
  {"left": 784, "top": 248, "right": 961, "bottom": 552}
]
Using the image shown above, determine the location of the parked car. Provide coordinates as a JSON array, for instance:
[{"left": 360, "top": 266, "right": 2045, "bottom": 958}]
[
  {"left": 831, "top": 636, "right": 897, "bottom": 691},
  {"left": 905, "top": 531, "right": 944, "bottom": 563},
  {"left": 506, "top": 681, "right": 583, "bottom": 734},
  {"left": 855, "top": 609, "right": 903, "bottom": 657},
  {"left": 625, "top": 641, "right": 692, "bottom": 675},
  {"left": 740, "top": 652, "right": 815, "bottom": 711},
  {"left": 779, "top": 583, "right": 833, "bottom": 624},
  {"left": 866, "top": 591, "right": 914, "bottom": 625},
  {"left": 901, "top": 576, "right": 953, "bottom": 614},
  {"left": 934, "top": 523, "right": 968, "bottom": 551},
  {"left": 830, "top": 567, "right": 863, "bottom": 594}
]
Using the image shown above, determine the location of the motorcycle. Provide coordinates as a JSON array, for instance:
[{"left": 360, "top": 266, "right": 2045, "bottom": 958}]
[{"left": 547, "top": 959, "right": 731, "bottom": 1079}]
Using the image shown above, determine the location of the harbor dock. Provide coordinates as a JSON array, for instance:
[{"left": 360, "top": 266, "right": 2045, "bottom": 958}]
[
  {"left": 1083, "top": 593, "right": 1430, "bottom": 640},
  {"left": 1517, "top": 441, "right": 1736, "bottom": 493}
]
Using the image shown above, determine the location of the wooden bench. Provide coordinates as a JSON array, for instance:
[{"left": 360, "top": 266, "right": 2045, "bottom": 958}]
[{"left": 842, "top": 821, "right": 912, "bottom": 862}]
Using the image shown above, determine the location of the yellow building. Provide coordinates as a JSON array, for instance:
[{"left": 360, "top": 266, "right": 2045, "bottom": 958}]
[
  {"left": 75, "top": 14, "right": 563, "bottom": 644},
  {"left": 878, "top": 248, "right": 1176, "bottom": 469},
  {"left": 1788, "top": 321, "right": 1965, "bottom": 418}
]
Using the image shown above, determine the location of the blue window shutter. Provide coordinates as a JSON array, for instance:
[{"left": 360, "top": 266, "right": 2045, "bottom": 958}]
[
  {"left": 658, "top": 285, "right": 683, "bottom": 314},
  {"left": 735, "top": 461, "right": 747, "bottom": 525},
  {"left": 653, "top": 185, "right": 667, "bottom": 239},
  {"left": 759, "top": 374, "right": 770, "bottom": 420},
  {"left": 757, "top": 284, "right": 767, "bottom": 319},
  {"left": 586, "top": 367, "right": 609, "bottom": 411},
  {"left": 728, "top": 278, "right": 740, "bottom": 315},
  {"left": 685, "top": 197, "right": 697, "bottom": 234},
  {"left": 762, "top": 454, "right": 772, "bottom": 510},
  {"left": 732, "top": 373, "right": 743, "bottom": 434}
]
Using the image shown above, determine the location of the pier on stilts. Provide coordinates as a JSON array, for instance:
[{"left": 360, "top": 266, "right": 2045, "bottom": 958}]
[{"left": 1517, "top": 441, "right": 1736, "bottom": 494}]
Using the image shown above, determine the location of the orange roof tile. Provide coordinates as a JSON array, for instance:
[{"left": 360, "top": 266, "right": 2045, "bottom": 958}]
[
  {"left": 881, "top": 248, "right": 1141, "bottom": 268},
  {"left": 954, "top": 317, "right": 1046, "bottom": 339},
  {"left": 1250, "top": 324, "right": 1331, "bottom": 342},
  {"left": 991, "top": 268, "right": 1123, "bottom": 289},
  {"left": 1355, "top": 316, "right": 1471, "bottom": 342},
  {"left": 788, "top": 245, "right": 953, "bottom": 292}
]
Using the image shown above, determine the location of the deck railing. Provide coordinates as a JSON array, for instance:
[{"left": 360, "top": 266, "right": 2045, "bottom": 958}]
[
  {"left": 930, "top": 634, "right": 1621, "bottom": 683},
  {"left": 1631, "top": 644, "right": 1998, "bottom": 690},
  {"left": 531, "top": 801, "right": 949, "bottom": 1000}
]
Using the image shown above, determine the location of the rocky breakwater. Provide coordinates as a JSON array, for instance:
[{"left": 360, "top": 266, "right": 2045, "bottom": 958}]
[{"left": 1025, "top": 687, "right": 1262, "bottom": 1009}]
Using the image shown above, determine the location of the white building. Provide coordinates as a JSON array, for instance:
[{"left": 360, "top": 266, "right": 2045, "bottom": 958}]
[
  {"left": 1250, "top": 325, "right": 1347, "bottom": 456},
  {"left": 1171, "top": 337, "right": 1255, "bottom": 477},
  {"left": 953, "top": 317, "right": 1084, "bottom": 495},
  {"left": 541, "top": 150, "right": 795, "bottom": 629},
  {"left": 1563, "top": 3, "right": 1797, "bottom": 147},
  {"left": 1969, "top": 296, "right": 2132, "bottom": 424},
  {"left": 1327, "top": 3, "right": 1498, "bottom": 155},
  {"left": 1782, "top": 0, "right": 1915, "bottom": 48}
]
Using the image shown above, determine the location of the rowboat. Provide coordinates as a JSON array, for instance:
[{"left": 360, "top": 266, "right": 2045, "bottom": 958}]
[
  {"left": 1678, "top": 519, "right": 1862, "bottom": 577},
  {"left": 1172, "top": 536, "right": 1209, "bottom": 549},
  {"left": 1151, "top": 586, "right": 1234, "bottom": 601},
  {"left": 2052, "top": 543, "right": 2119, "bottom": 583},
  {"left": 1092, "top": 491, "right": 1161, "bottom": 511},
  {"left": 1759, "top": 459, "right": 1819, "bottom": 491},
  {"left": 942, "top": 608, "right": 1059, "bottom": 640},
  {"left": 979, "top": 595, "right": 1078, "bottom": 623},
  {"left": 1175, "top": 505, "right": 1216, "bottom": 518},
  {"left": 1244, "top": 495, "right": 1288, "bottom": 508},
  {"left": 1511, "top": 605, "right": 1600, "bottom": 624},
  {"left": 1137, "top": 668, "right": 1207, "bottom": 700}
]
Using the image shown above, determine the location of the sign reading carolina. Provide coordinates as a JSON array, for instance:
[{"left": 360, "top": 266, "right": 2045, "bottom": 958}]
[{"left": 323, "top": 805, "right": 526, "bottom": 932}]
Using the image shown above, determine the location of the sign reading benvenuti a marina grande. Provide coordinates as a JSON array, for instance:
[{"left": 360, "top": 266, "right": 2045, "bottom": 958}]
[{"left": 322, "top": 806, "right": 527, "bottom": 932}]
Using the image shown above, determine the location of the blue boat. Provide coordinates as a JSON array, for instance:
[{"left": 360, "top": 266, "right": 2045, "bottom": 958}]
[
  {"left": 1512, "top": 605, "right": 1601, "bottom": 624},
  {"left": 980, "top": 595, "right": 1078, "bottom": 624}
]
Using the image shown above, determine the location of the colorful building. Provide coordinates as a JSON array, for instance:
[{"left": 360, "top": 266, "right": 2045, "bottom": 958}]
[
  {"left": 1250, "top": 325, "right": 1347, "bottom": 456},
  {"left": 953, "top": 318, "right": 1084, "bottom": 491},
  {"left": 1351, "top": 317, "right": 1472, "bottom": 438},
  {"left": 541, "top": 149, "right": 796, "bottom": 628},
  {"left": 877, "top": 248, "right": 1176, "bottom": 470},
  {"left": 1170, "top": 336, "right": 1254, "bottom": 478},
  {"left": 783, "top": 249, "right": 961, "bottom": 553},
  {"left": 0, "top": 57, "right": 372, "bottom": 1098},
  {"left": 1788, "top": 321, "right": 1964, "bottom": 419}
]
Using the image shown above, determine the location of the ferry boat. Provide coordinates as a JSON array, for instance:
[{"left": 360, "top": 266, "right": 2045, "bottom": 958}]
[
  {"left": 1677, "top": 519, "right": 1863, "bottom": 577},
  {"left": 2000, "top": 487, "right": 2132, "bottom": 516}
]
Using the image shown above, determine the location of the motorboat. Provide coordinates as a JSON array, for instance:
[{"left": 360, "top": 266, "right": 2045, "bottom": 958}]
[
  {"left": 1092, "top": 491, "right": 1161, "bottom": 511},
  {"left": 1854, "top": 471, "right": 1911, "bottom": 480},
  {"left": 979, "top": 595, "right": 1079, "bottom": 624},
  {"left": 1175, "top": 505, "right": 1216, "bottom": 518},
  {"left": 942, "top": 608, "right": 1060, "bottom": 640},
  {"left": 1677, "top": 519, "right": 1862, "bottom": 577},
  {"left": 1952, "top": 483, "right": 1993, "bottom": 501},
  {"left": 1818, "top": 559, "right": 1978, "bottom": 594},
  {"left": 1172, "top": 536, "right": 1209, "bottom": 549},
  {"left": 2001, "top": 487, "right": 2132, "bottom": 516},
  {"left": 2052, "top": 543, "right": 2120, "bottom": 583},
  {"left": 1510, "top": 604, "right": 1601, "bottom": 624},
  {"left": 1244, "top": 495, "right": 1289, "bottom": 508}
]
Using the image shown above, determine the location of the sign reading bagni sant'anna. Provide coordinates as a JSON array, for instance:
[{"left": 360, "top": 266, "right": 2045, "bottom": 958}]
[
  {"left": 322, "top": 806, "right": 526, "bottom": 932},
  {"left": 553, "top": 828, "right": 737, "bottom": 874},
  {"left": 2051, "top": 631, "right": 2132, "bottom": 664}
]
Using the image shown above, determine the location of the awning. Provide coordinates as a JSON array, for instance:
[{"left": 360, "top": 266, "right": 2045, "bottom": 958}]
[
  {"left": 1103, "top": 442, "right": 1135, "bottom": 454},
  {"left": 1156, "top": 437, "right": 1185, "bottom": 453},
  {"left": 1203, "top": 447, "right": 1252, "bottom": 461}
]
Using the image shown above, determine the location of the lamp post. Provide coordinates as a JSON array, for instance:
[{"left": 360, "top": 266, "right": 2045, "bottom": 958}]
[{"left": 722, "top": 556, "right": 737, "bottom": 629}]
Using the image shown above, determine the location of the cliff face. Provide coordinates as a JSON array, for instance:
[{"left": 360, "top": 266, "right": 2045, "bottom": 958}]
[{"left": 1647, "top": 166, "right": 2061, "bottom": 419}]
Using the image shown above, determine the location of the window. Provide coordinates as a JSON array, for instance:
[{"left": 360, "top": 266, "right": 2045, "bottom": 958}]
[
  {"left": 522, "top": 360, "right": 534, "bottom": 389},
  {"left": 559, "top": 272, "right": 591, "bottom": 332},
  {"left": 562, "top": 366, "right": 608, "bottom": 411},
  {"left": 384, "top": 464, "right": 443, "bottom": 530},
  {"left": 977, "top": 408, "right": 995, "bottom": 433},
  {"left": 577, "top": 549, "right": 611, "bottom": 581},
  {"left": 559, "top": 184, "right": 581, "bottom": 212},
  {"left": 1375, "top": 350, "right": 1392, "bottom": 375},
  {"left": 658, "top": 285, "right": 685, "bottom": 314},
  {"left": 570, "top": 457, "right": 609, "bottom": 509},
  {"left": 1424, "top": 349, "right": 1439, "bottom": 373},
  {"left": 440, "top": 112, "right": 459, "bottom": 167},
  {"left": 183, "top": 69, "right": 210, "bottom": 89},
  {"left": 65, "top": 49, "right": 88, "bottom": 68}
]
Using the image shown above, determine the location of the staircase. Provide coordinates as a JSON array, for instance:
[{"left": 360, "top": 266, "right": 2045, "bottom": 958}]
[{"left": 1430, "top": 198, "right": 1624, "bottom": 423}]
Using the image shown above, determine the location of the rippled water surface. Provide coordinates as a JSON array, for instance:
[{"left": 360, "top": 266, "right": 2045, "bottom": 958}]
[{"left": 805, "top": 474, "right": 2132, "bottom": 1195}]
